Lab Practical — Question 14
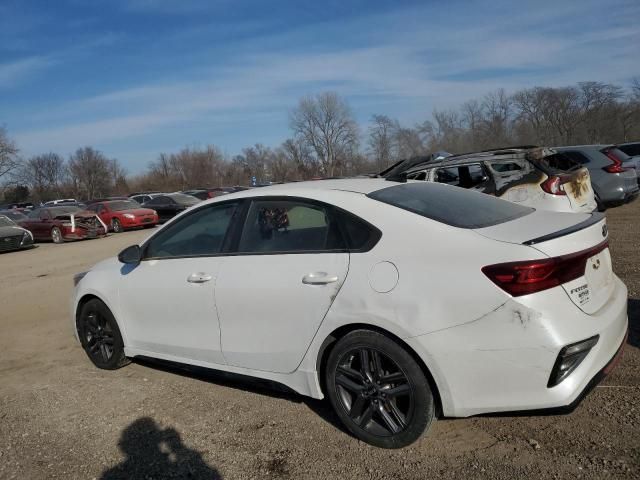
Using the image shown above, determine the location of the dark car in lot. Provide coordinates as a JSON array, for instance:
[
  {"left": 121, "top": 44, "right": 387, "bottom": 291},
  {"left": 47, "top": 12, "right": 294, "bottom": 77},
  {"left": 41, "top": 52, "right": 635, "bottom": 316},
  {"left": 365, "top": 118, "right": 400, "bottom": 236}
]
[
  {"left": 19, "top": 206, "right": 107, "bottom": 243},
  {"left": 181, "top": 187, "right": 243, "bottom": 200},
  {"left": 86, "top": 199, "right": 158, "bottom": 233},
  {"left": 0, "top": 215, "right": 34, "bottom": 252},
  {"left": 0, "top": 210, "right": 29, "bottom": 222},
  {"left": 141, "top": 193, "right": 200, "bottom": 223},
  {"left": 555, "top": 145, "right": 639, "bottom": 209}
]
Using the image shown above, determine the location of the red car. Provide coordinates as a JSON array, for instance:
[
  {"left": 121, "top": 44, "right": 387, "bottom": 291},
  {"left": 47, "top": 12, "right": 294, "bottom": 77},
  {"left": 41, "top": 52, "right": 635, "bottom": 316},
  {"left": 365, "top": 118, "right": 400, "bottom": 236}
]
[
  {"left": 20, "top": 206, "right": 107, "bottom": 243},
  {"left": 87, "top": 199, "right": 158, "bottom": 233}
]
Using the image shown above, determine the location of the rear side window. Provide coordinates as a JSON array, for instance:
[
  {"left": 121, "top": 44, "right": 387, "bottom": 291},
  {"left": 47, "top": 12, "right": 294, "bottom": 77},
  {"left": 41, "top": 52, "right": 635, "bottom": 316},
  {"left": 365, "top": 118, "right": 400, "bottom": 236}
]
[
  {"left": 238, "top": 200, "right": 345, "bottom": 253},
  {"left": 368, "top": 182, "right": 533, "bottom": 229},
  {"left": 490, "top": 162, "right": 522, "bottom": 173},
  {"left": 619, "top": 144, "right": 640, "bottom": 157}
]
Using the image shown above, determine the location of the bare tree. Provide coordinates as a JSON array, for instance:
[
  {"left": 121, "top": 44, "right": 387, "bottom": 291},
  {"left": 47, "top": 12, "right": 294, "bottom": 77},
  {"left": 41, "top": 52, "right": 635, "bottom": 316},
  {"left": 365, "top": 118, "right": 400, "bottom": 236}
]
[
  {"left": 67, "top": 147, "right": 113, "bottom": 199},
  {"left": 0, "top": 127, "right": 19, "bottom": 180},
  {"left": 289, "top": 92, "right": 359, "bottom": 177},
  {"left": 368, "top": 114, "right": 395, "bottom": 170},
  {"left": 18, "top": 152, "right": 66, "bottom": 201}
]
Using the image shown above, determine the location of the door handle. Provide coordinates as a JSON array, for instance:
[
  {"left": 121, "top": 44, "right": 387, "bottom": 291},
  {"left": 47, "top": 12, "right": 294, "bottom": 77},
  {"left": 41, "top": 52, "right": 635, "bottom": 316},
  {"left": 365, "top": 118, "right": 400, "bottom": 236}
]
[
  {"left": 187, "top": 272, "right": 213, "bottom": 284},
  {"left": 302, "top": 272, "right": 339, "bottom": 285}
]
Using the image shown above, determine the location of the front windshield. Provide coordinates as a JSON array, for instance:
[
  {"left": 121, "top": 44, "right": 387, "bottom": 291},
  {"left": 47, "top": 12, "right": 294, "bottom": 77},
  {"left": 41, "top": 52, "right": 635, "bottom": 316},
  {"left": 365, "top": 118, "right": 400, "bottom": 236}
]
[
  {"left": 0, "top": 216, "right": 16, "bottom": 227},
  {"left": 107, "top": 200, "right": 140, "bottom": 211}
]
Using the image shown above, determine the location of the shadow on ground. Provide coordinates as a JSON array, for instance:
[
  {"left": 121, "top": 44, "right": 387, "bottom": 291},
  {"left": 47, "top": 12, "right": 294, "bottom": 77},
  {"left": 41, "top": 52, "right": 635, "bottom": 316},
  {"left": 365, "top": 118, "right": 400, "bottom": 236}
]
[
  {"left": 101, "top": 417, "right": 221, "bottom": 479},
  {"left": 133, "top": 357, "right": 348, "bottom": 435},
  {"left": 628, "top": 298, "right": 639, "bottom": 348}
]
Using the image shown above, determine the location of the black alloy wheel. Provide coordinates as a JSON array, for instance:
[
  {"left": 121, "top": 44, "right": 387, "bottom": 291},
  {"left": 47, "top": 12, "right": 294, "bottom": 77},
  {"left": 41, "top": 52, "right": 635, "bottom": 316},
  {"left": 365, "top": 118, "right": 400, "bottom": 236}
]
[
  {"left": 326, "top": 330, "right": 434, "bottom": 448},
  {"left": 78, "top": 299, "right": 129, "bottom": 370}
]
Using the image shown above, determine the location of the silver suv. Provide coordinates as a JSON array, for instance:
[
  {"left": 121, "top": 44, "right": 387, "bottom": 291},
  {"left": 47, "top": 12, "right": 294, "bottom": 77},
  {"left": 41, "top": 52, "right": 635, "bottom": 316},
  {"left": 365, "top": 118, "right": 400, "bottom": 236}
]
[{"left": 554, "top": 145, "right": 639, "bottom": 210}]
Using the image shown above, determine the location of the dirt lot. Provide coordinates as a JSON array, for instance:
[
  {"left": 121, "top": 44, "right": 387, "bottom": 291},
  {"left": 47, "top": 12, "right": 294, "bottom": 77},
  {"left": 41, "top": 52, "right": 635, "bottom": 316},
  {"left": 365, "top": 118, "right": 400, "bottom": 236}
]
[{"left": 1, "top": 203, "right": 638, "bottom": 480}]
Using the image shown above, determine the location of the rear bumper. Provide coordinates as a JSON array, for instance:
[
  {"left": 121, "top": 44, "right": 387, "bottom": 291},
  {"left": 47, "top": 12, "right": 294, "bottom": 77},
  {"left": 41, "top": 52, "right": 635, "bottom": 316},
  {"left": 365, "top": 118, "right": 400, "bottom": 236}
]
[
  {"left": 121, "top": 217, "right": 158, "bottom": 229},
  {"left": 406, "top": 276, "right": 629, "bottom": 417}
]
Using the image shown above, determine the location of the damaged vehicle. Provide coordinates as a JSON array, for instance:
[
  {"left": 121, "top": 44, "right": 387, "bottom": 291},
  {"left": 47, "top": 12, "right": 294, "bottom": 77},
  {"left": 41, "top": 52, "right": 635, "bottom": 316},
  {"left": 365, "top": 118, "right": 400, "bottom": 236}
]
[
  {"left": 384, "top": 146, "right": 597, "bottom": 213},
  {"left": 86, "top": 199, "right": 158, "bottom": 233},
  {"left": 72, "top": 179, "right": 627, "bottom": 448},
  {"left": 20, "top": 206, "right": 107, "bottom": 243},
  {"left": 0, "top": 215, "right": 34, "bottom": 252}
]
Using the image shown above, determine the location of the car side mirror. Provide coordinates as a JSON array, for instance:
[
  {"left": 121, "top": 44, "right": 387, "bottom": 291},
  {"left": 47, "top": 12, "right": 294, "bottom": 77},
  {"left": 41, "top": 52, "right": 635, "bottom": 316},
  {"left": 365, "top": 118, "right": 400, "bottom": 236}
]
[{"left": 118, "top": 245, "right": 142, "bottom": 264}]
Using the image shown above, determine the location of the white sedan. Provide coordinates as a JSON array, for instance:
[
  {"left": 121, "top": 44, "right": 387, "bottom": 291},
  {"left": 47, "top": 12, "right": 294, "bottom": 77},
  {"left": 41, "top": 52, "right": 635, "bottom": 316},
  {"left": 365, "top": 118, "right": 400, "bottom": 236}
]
[{"left": 72, "top": 179, "right": 628, "bottom": 448}]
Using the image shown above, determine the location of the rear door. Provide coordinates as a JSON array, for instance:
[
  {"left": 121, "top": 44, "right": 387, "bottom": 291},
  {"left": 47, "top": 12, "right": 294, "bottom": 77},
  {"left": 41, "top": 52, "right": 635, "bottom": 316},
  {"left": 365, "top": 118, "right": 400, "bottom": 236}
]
[{"left": 215, "top": 197, "right": 349, "bottom": 374}]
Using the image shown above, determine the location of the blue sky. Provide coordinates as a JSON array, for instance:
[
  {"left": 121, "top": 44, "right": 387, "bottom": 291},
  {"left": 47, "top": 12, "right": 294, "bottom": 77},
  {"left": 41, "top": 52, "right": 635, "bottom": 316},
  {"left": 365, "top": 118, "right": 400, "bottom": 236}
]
[{"left": 1, "top": 0, "right": 639, "bottom": 173}]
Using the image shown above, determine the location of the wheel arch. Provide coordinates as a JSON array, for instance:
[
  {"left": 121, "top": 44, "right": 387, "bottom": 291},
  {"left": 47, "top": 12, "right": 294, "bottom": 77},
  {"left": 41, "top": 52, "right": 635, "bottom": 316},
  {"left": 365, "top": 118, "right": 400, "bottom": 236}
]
[
  {"left": 316, "top": 323, "right": 444, "bottom": 417},
  {"left": 75, "top": 293, "right": 125, "bottom": 342}
]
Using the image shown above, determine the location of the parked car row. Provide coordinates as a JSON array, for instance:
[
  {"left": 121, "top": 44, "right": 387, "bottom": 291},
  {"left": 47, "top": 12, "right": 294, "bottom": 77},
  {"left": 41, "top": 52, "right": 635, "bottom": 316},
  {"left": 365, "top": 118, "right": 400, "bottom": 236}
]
[
  {"left": 0, "top": 185, "right": 251, "bottom": 249},
  {"left": 383, "top": 144, "right": 639, "bottom": 213}
]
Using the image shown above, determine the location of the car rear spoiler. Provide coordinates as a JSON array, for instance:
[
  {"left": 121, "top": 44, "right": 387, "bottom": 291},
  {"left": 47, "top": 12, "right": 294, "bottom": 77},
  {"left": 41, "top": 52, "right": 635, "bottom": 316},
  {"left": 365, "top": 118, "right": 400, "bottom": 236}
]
[{"left": 522, "top": 212, "right": 606, "bottom": 245}]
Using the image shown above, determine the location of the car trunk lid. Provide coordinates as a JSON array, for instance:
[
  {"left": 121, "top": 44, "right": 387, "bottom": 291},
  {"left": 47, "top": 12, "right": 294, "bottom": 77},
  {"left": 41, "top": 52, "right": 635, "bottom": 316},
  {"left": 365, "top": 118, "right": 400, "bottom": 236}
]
[
  {"left": 475, "top": 211, "right": 612, "bottom": 314},
  {"left": 561, "top": 167, "right": 597, "bottom": 211}
]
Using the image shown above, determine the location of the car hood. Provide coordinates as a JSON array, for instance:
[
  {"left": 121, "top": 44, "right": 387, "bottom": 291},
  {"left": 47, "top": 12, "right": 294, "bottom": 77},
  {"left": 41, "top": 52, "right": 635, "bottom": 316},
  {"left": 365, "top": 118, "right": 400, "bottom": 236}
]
[{"left": 0, "top": 225, "right": 27, "bottom": 237}]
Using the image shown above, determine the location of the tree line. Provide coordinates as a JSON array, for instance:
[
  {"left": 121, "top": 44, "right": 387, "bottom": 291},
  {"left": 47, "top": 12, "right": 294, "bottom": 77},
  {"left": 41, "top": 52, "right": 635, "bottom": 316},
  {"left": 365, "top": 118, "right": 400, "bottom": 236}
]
[{"left": 1, "top": 79, "right": 639, "bottom": 203}]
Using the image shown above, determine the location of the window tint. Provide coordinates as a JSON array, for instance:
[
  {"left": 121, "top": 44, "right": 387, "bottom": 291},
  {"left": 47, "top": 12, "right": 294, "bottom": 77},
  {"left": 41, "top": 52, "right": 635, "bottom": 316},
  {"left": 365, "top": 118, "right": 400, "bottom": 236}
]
[
  {"left": 145, "top": 203, "right": 238, "bottom": 259},
  {"left": 539, "top": 153, "right": 580, "bottom": 172},
  {"left": 490, "top": 162, "right": 522, "bottom": 173},
  {"left": 436, "top": 164, "right": 487, "bottom": 189},
  {"left": 146, "top": 196, "right": 166, "bottom": 206},
  {"left": 28, "top": 209, "right": 40, "bottom": 219},
  {"left": 238, "top": 200, "right": 345, "bottom": 253},
  {"left": 562, "top": 151, "right": 590, "bottom": 165},
  {"left": 39, "top": 210, "right": 51, "bottom": 220},
  {"left": 336, "top": 210, "right": 380, "bottom": 250},
  {"left": 368, "top": 182, "right": 533, "bottom": 229},
  {"left": 619, "top": 144, "right": 640, "bottom": 157}
]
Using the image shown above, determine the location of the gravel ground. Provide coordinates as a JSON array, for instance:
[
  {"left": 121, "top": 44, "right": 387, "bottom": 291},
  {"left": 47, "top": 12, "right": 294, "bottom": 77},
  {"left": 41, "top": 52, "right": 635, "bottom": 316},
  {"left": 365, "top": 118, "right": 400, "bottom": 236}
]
[{"left": 0, "top": 202, "right": 638, "bottom": 480}]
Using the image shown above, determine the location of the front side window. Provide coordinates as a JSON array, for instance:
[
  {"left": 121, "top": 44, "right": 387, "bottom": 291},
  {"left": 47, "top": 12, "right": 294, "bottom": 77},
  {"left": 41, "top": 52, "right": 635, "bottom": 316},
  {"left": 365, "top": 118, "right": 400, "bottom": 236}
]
[
  {"left": 238, "top": 200, "right": 345, "bottom": 253},
  {"left": 145, "top": 203, "right": 238, "bottom": 259},
  {"left": 436, "top": 164, "right": 488, "bottom": 189}
]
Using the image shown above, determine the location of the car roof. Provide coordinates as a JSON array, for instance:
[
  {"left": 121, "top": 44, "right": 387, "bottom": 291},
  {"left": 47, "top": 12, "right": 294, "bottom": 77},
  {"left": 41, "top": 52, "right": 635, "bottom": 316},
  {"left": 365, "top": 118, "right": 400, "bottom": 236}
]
[
  {"left": 554, "top": 145, "right": 612, "bottom": 150},
  {"left": 400, "top": 147, "right": 554, "bottom": 174},
  {"left": 203, "top": 178, "right": 406, "bottom": 200}
]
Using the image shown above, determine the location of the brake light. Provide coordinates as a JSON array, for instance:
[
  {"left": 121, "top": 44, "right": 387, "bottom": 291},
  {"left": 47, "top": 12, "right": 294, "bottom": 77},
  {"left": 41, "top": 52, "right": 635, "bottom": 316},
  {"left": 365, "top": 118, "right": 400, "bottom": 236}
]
[
  {"left": 603, "top": 151, "right": 628, "bottom": 173},
  {"left": 540, "top": 176, "right": 566, "bottom": 196},
  {"left": 482, "top": 240, "right": 608, "bottom": 296}
]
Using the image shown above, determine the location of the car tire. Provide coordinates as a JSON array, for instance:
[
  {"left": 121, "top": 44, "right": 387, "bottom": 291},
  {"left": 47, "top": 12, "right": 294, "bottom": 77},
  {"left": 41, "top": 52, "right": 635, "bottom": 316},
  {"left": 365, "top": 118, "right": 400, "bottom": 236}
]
[
  {"left": 325, "top": 330, "right": 435, "bottom": 448},
  {"left": 51, "top": 226, "right": 64, "bottom": 244},
  {"left": 78, "top": 298, "right": 129, "bottom": 370},
  {"left": 111, "top": 218, "right": 123, "bottom": 233}
]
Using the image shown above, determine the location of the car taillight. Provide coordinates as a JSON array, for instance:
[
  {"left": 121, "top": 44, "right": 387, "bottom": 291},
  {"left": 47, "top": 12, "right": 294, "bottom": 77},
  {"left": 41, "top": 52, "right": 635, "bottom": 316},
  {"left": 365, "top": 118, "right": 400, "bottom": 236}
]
[
  {"left": 603, "top": 151, "right": 629, "bottom": 173},
  {"left": 540, "top": 176, "right": 566, "bottom": 196},
  {"left": 482, "top": 241, "right": 608, "bottom": 296}
]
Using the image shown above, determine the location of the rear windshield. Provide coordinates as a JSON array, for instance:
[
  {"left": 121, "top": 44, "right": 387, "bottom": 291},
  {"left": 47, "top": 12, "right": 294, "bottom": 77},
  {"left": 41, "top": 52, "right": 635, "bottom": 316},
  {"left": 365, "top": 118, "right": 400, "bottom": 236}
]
[
  {"left": 618, "top": 144, "right": 640, "bottom": 157},
  {"left": 536, "top": 153, "right": 581, "bottom": 173},
  {"left": 367, "top": 182, "right": 534, "bottom": 229}
]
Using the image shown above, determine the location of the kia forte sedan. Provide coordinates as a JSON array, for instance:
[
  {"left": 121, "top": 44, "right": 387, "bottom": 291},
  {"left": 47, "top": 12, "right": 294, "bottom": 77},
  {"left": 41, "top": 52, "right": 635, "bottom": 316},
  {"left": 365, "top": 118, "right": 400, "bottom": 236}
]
[{"left": 72, "top": 179, "right": 628, "bottom": 448}]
